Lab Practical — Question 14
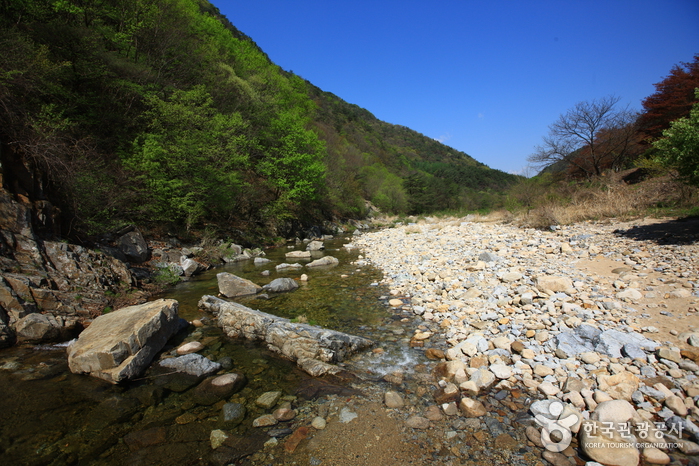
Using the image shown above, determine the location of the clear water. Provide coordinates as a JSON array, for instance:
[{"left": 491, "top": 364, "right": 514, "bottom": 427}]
[{"left": 0, "top": 236, "right": 426, "bottom": 465}]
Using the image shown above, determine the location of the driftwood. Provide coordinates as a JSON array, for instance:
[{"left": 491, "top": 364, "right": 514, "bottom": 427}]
[{"left": 198, "top": 295, "right": 373, "bottom": 376}]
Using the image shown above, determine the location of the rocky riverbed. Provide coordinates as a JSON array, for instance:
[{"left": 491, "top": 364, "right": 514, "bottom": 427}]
[{"left": 249, "top": 216, "right": 699, "bottom": 466}]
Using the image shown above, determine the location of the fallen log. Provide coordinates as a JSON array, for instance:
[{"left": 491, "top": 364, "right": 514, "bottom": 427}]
[{"left": 198, "top": 295, "right": 373, "bottom": 376}]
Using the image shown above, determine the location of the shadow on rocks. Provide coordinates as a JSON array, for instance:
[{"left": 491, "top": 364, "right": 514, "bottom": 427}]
[
  {"left": 295, "top": 371, "right": 362, "bottom": 400},
  {"left": 614, "top": 216, "right": 699, "bottom": 245}
]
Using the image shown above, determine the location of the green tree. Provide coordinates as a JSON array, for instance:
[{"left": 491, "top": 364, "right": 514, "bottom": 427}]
[
  {"left": 125, "top": 85, "right": 249, "bottom": 229},
  {"left": 257, "top": 109, "right": 326, "bottom": 218},
  {"left": 653, "top": 89, "right": 699, "bottom": 186}
]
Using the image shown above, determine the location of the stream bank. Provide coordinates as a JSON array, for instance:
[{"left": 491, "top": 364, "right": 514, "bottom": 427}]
[{"left": 0, "top": 234, "right": 431, "bottom": 465}]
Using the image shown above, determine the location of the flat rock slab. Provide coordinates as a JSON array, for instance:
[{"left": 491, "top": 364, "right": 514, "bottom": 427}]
[
  {"left": 217, "top": 272, "right": 261, "bottom": 298},
  {"left": 198, "top": 295, "right": 373, "bottom": 376},
  {"left": 67, "top": 299, "right": 180, "bottom": 383}
]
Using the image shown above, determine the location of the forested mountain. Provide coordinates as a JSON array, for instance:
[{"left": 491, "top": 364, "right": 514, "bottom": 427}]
[{"left": 0, "top": 0, "right": 519, "bottom": 241}]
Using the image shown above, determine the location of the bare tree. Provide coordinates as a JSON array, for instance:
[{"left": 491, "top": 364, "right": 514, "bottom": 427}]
[{"left": 529, "top": 96, "right": 640, "bottom": 179}]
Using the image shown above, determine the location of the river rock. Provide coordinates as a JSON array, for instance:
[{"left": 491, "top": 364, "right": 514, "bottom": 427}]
[
  {"left": 385, "top": 390, "right": 404, "bottom": 408},
  {"left": 306, "top": 256, "right": 339, "bottom": 268},
  {"left": 592, "top": 400, "right": 636, "bottom": 424},
  {"left": 276, "top": 263, "right": 303, "bottom": 270},
  {"left": 256, "top": 391, "right": 282, "bottom": 409},
  {"left": 192, "top": 373, "right": 246, "bottom": 405},
  {"left": 285, "top": 250, "right": 311, "bottom": 259},
  {"left": 219, "top": 402, "right": 246, "bottom": 428},
  {"left": 67, "top": 299, "right": 181, "bottom": 383},
  {"left": 177, "top": 341, "right": 204, "bottom": 355},
  {"left": 579, "top": 420, "right": 640, "bottom": 466},
  {"left": 642, "top": 447, "right": 671, "bottom": 465},
  {"left": 406, "top": 416, "right": 430, "bottom": 429},
  {"left": 306, "top": 241, "right": 324, "bottom": 251},
  {"left": 459, "top": 398, "right": 487, "bottom": 417},
  {"left": 253, "top": 414, "right": 278, "bottom": 427},
  {"left": 311, "top": 417, "right": 326, "bottom": 429},
  {"left": 160, "top": 352, "right": 220, "bottom": 378},
  {"left": 210, "top": 429, "right": 229, "bottom": 450},
  {"left": 14, "top": 313, "right": 62, "bottom": 342},
  {"left": 597, "top": 371, "right": 639, "bottom": 401},
  {"left": 217, "top": 272, "right": 261, "bottom": 297},
  {"left": 339, "top": 407, "right": 358, "bottom": 423},
  {"left": 534, "top": 275, "right": 572, "bottom": 293},
  {"left": 262, "top": 278, "right": 299, "bottom": 293},
  {"left": 296, "top": 358, "right": 343, "bottom": 377},
  {"left": 181, "top": 258, "right": 204, "bottom": 277}
]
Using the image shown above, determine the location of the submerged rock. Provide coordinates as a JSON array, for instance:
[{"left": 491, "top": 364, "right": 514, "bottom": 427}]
[
  {"left": 67, "top": 299, "right": 181, "bottom": 383},
  {"left": 159, "top": 353, "right": 221, "bottom": 377}
]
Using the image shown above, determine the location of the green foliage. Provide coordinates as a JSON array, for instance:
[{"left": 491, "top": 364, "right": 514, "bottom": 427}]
[
  {"left": 0, "top": 0, "right": 521, "bottom": 240},
  {"left": 653, "top": 89, "right": 699, "bottom": 186},
  {"left": 153, "top": 266, "right": 181, "bottom": 286},
  {"left": 258, "top": 110, "right": 326, "bottom": 204},
  {"left": 124, "top": 85, "right": 249, "bottom": 229}
]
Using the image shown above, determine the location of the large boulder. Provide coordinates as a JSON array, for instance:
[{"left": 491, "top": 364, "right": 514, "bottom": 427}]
[
  {"left": 217, "top": 273, "right": 261, "bottom": 298},
  {"left": 117, "top": 228, "right": 149, "bottom": 263},
  {"left": 67, "top": 299, "right": 181, "bottom": 383},
  {"left": 15, "top": 313, "right": 62, "bottom": 342}
]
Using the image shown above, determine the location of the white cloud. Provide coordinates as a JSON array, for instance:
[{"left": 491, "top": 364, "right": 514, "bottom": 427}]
[{"left": 434, "top": 132, "right": 452, "bottom": 143}]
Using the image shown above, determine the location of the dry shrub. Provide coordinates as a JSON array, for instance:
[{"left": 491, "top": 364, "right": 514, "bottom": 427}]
[
  {"left": 404, "top": 225, "right": 422, "bottom": 234},
  {"left": 512, "top": 175, "right": 696, "bottom": 229}
]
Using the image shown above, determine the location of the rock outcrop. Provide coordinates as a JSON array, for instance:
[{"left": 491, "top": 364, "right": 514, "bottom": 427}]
[
  {"left": 0, "top": 190, "right": 136, "bottom": 348},
  {"left": 67, "top": 299, "right": 181, "bottom": 383},
  {"left": 198, "top": 295, "right": 373, "bottom": 376}
]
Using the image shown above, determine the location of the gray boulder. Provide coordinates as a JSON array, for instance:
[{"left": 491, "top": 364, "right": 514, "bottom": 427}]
[
  {"left": 555, "top": 325, "right": 659, "bottom": 359},
  {"left": 67, "top": 299, "right": 181, "bottom": 383},
  {"left": 217, "top": 272, "right": 261, "bottom": 297},
  {"left": 181, "top": 258, "right": 204, "bottom": 277},
  {"left": 117, "top": 229, "right": 149, "bottom": 263},
  {"left": 159, "top": 353, "right": 221, "bottom": 377},
  {"left": 595, "top": 329, "right": 659, "bottom": 359},
  {"left": 15, "top": 313, "right": 61, "bottom": 342},
  {"left": 263, "top": 278, "right": 299, "bottom": 293}
]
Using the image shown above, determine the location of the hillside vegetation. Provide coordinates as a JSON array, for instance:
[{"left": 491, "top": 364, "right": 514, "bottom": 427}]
[{"left": 0, "top": 0, "right": 518, "bottom": 243}]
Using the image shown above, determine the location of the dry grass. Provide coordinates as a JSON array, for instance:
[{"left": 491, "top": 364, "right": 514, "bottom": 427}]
[{"left": 508, "top": 175, "right": 697, "bottom": 229}]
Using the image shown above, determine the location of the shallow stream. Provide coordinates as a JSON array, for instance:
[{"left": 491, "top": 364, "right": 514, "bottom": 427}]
[{"left": 0, "top": 235, "right": 426, "bottom": 465}]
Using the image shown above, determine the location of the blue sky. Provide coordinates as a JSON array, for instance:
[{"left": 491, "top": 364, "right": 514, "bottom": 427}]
[{"left": 214, "top": 1, "right": 699, "bottom": 174}]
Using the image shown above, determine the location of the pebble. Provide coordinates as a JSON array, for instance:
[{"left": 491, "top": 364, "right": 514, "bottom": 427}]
[
  {"left": 406, "top": 416, "right": 431, "bottom": 429},
  {"left": 351, "top": 217, "right": 699, "bottom": 465},
  {"left": 384, "top": 390, "right": 404, "bottom": 408},
  {"left": 176, "top": 341, "right": 204, "bottom": 355},
  {"left": 311, "top": 417, "right": 326, "bottom": 430}
]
